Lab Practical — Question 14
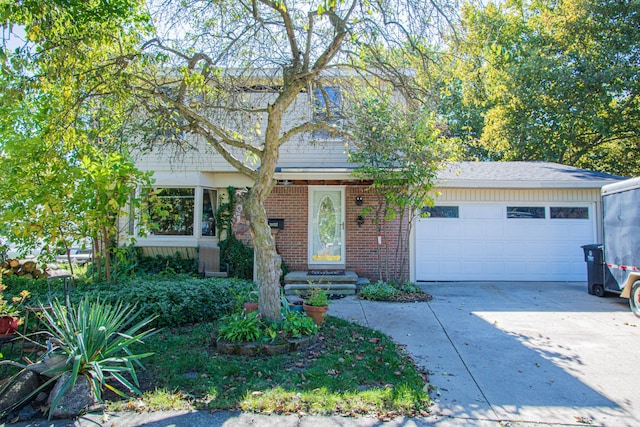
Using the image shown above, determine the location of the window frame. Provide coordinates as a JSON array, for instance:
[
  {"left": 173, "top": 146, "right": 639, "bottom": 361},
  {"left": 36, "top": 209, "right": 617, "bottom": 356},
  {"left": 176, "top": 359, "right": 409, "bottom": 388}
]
[
  {"left": 550, "top": 206, "right": 589, "bottom": 219},
  {"left": 311, "top": 86, "right": 343, "bottom": 140},
  {"left": 201, "top": 188, "right": 217, "bottom": 237},
  {"left": 421, "top": 206, "right": 460, "bottom": 218},
  {"left": 506, "top": 206, "right": 546, "bottom": 219}
]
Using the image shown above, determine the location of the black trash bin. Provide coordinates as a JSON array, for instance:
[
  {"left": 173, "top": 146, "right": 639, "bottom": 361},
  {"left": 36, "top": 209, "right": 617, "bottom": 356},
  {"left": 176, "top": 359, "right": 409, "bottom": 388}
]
[{"left": 581, "top": 244, "right": 605, "bottom": 296}]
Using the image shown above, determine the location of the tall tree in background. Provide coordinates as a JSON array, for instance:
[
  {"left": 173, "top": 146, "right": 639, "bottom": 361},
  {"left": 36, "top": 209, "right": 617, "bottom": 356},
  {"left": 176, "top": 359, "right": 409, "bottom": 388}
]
[{"left": 441, "top": 0, "right": 640, "bottom": 176}]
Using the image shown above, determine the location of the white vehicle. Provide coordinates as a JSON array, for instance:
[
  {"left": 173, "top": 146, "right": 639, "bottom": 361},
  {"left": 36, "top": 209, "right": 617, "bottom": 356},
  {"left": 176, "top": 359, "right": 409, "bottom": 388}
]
[{"left": 56, "top": 247, "right": 93, "bottom": 265}]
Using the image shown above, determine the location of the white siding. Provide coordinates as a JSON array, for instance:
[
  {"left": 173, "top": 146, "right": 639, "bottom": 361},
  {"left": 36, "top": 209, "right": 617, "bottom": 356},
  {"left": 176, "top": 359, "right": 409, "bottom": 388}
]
[{"left": 134, "top": 91, "right": 351, "bottom": 173}]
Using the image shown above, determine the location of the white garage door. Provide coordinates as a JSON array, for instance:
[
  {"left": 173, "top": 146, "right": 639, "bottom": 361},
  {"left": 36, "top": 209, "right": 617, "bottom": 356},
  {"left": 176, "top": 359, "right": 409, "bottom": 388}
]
[{"left": 415, "top": 204, "right": 595, "bottom": 281}]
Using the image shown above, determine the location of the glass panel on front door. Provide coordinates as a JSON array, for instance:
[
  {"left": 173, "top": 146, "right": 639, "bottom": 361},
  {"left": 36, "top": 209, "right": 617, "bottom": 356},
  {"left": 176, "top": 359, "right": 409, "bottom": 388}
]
[{"left": 310, "top": 189, "right": 344, "bottom": 264}]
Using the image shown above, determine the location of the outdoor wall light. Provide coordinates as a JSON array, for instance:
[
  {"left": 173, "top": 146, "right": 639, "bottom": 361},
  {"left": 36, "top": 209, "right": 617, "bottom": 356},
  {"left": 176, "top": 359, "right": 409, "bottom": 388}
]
[
  {"left": 355, "top": 196, "right": 363, "bottom": 206},
  {"left": 356, "top": 215, "right": 365, "bottom": 227}
]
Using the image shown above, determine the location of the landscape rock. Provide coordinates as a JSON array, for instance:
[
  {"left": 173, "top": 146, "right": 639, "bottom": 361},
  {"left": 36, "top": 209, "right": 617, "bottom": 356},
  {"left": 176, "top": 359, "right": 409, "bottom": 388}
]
[
  {"left": 0, "top": 370, "right": 40, "bottom": 413},
  {"left": 25, "top": 354, "right": 68, "bottom": 377},
  {"left": 17, "top": 403, "right": 38, "bottom": 421},
  {"left": 47, "top": 373, "right": 97, "bottom": 419}
]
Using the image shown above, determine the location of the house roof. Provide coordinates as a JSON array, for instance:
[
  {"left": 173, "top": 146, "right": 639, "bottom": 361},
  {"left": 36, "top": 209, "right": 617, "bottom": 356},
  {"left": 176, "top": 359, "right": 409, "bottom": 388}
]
[
  {"left": 274, "top": 162, "right": 626, "bottom": 188},
  {"left": 436, "top": 161, "right": 627, "bottom": 189}
]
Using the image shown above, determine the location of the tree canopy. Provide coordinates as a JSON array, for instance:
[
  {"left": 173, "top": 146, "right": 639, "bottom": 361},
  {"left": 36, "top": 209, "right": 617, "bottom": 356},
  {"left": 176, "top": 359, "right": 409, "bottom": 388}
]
[
  {"left": 0, "top": 1, "right": 153, "bottom": 279},
  {"left": 348, "top": 89, "right": 457, "bottom": 282},
  {"left": 440, "top": 0, "right": 640, "bottom": 176}
]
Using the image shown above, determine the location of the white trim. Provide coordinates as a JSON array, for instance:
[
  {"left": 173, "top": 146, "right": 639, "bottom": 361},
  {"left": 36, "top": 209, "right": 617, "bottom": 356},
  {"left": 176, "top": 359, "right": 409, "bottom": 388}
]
[
  {"left": 308, "top": 186, "right": 346, "bottom": 268},
  {"left": 276, "top": 168, "right": 354, "bottom": 181},
  {"left": 435, "top": 179, "right": 616, "bottom": 189}
]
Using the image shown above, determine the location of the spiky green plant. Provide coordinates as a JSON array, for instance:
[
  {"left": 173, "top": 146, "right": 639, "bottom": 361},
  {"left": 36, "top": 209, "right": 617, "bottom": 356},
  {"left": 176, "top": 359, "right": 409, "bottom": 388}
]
[{"left": 36, "top": 297, "right": 157, "bottom": 418}]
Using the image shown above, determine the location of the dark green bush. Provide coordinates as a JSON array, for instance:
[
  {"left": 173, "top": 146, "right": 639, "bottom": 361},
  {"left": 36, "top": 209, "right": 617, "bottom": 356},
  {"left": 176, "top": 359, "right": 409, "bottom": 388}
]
[
  {"left": 359, "top": 280, "right": 429, "bottom": 302},
  {"left": 133, "top": 251, "right": 198, "bottom": 276},
  {"left": 6, "top": 274, "right": 256, "bottom": 329},
  {"left": 219, "top": 236, "right": 254, "bottom": 280}
]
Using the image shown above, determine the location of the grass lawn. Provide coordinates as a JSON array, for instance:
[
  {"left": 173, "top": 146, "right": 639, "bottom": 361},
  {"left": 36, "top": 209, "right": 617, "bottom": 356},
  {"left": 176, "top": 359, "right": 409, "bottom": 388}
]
[{"left": 111, "top": 316, "right": 431, "bottom": 419}]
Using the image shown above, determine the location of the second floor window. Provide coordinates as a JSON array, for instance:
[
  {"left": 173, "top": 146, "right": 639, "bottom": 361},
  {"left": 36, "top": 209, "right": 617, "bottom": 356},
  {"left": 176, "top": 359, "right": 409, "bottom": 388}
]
[{"left": 312, "top": 86, "right": 342, "bottom": 139}]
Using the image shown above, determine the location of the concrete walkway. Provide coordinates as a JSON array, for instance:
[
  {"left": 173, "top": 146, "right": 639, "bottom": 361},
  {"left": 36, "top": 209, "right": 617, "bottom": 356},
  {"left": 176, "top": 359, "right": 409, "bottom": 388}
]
[
  {"left": 330, "top": 281, "right": 640, "bottom": 427},
  {"left": 5, "top": 281, "right": 639, "bottom": 426}
]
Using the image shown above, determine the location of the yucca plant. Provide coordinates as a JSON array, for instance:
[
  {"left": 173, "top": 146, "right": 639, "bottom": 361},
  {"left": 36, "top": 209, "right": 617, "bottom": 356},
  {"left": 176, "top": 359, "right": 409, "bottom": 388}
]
[{"left": 34, "top": 297, "right": 157, "bottom": 418}]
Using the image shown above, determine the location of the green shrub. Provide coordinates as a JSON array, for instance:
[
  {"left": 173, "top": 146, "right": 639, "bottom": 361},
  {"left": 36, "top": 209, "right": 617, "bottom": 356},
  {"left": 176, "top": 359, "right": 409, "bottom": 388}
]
[
  {"left": 135, "top": 251, "right": 198, "bottom": 276},
  {"left": 396, "top": 281, "right": 421, "bottom": 293},
  {"left": 217, "top": 310, "right": 318, "bottom": 343},
  {"left": 359, "top": 281, "right": 400, "bottom": 300},
  {"left": 4, "top": 297, "right": 156, "bottom": 419},
  {"left": 218, "top": 311, "right": 264, "bottom": 342},
  {"left": 219, "top": 236, "right": 254, "bottom": 280},
  {"left": 86, "top": 276, "right": 256, "bottom": 328},
  {"left": 281, "top": 311, "right": 317, "bottom": 339},
  {"left": 5, "top": 274, "right": 257, "bottom": 329}
]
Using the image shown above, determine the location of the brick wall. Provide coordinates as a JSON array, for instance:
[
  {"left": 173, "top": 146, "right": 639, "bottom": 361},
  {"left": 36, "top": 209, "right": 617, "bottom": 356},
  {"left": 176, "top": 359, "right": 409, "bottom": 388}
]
[{"left": 260, "top": 183, "right": 409, "bottom": 281}]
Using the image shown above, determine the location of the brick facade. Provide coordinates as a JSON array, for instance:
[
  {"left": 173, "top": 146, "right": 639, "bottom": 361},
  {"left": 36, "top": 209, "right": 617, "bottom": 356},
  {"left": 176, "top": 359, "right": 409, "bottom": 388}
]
[{"left": 261, "top": 183, "right": 409, "bottom": 281}]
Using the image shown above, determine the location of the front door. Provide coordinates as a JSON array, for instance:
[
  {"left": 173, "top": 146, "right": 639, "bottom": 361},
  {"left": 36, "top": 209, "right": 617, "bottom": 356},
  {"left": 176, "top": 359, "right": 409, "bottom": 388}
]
[{"left": 309, "top": 187, "right": 345, "bottom": 268}]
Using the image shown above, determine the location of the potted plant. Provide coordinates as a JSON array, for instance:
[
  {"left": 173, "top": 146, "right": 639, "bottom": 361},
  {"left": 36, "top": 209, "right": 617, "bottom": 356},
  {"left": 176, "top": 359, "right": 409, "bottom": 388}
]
[
  {"left": 0, "top": 282, "right": 30, "bottom": 335},
  {"left": 303, "top": 288, "right": 329, "bottom": 325}
]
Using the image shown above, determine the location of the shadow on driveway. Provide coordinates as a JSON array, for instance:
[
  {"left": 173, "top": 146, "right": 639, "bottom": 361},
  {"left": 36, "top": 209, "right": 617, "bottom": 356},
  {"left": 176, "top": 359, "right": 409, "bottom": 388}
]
[{"left": 331, "top": 281, "right": 640, "bottom": 426}]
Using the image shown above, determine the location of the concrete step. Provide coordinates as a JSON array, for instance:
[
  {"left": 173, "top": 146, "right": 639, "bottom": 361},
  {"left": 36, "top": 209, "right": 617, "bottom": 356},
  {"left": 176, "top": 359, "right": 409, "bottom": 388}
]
[
  {"left": 284, "top": 270, "right": 359, "bottom": 285},
  {"left": 284, "top": 283, "right": 356, "bottom": 296}
]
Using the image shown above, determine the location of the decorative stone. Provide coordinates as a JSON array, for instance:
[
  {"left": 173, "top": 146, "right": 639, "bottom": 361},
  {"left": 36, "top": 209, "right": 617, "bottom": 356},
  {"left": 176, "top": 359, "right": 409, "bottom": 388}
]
[
  {"left": 216, "top": 336, "right": 315, "bottom": 356},
  {"left": 47, "top": 373, "right": 98, "bottom": 419},
  {"left": 17, "top": 403, "right": 37, "bottom": 421},
  {"left": 26, "top": 354, "right": 68, "bottom": 377},
  {"left": 287, "top": 335, "right": 314, "bottom": 352},
  {"left": 262, "top": 342, "right": 289, "bottom": 356},
  {"left": 0, "top": 370, "right": 40, "bottom": 413}
]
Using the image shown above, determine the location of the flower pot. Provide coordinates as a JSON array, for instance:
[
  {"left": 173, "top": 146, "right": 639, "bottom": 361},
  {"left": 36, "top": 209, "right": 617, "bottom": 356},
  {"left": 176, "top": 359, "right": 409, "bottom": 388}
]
[
  {"left": 303, "top": 303, "right": 328, "bottom": 326},
  {"left": 244, "top": 302, "right": 258, "bottom": 314},
  {"left": 289, "top": 303, "right": 304, "bottom": 313},
  {"left": 0, "top": 315, "right": 19, "bottom": 335}
]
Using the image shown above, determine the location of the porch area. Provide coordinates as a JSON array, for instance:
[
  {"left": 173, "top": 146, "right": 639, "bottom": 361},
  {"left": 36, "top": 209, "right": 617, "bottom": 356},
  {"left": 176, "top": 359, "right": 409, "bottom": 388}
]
[{"left": 283, "top": 270, "right": 370, "bottom": 296}]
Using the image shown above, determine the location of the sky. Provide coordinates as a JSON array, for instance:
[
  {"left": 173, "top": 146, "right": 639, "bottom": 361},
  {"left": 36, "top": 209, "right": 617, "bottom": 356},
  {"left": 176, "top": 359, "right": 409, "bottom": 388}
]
[{"left": 2, "top": 23, "right": 26, "bottom": 52}]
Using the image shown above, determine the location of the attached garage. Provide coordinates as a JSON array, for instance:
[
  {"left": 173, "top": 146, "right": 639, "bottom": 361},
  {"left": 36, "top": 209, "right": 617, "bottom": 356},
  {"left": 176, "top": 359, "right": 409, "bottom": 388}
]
[{"left": 412, "top": 162, "right": 624, "bottom": 282}]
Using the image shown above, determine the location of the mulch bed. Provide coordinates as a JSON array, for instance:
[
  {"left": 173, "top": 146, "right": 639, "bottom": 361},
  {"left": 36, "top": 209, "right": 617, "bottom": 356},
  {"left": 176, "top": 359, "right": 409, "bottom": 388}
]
[{"left": 363, "top": 292, "right": 433, "bottom": 303}]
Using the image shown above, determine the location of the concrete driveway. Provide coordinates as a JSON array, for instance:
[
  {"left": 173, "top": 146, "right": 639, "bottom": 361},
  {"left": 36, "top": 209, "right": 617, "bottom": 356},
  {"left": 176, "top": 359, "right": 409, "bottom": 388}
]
[{"left": 330, "top": 281, "right": 640, "bottom": 427}]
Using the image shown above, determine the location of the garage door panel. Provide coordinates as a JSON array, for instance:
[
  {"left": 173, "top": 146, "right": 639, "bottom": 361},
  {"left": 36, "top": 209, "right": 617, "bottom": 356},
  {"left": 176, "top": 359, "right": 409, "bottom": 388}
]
[
  {"left": 462, "top": 204, "right": 502, "bottom": 219},
  {"left": 436, "top": 223, "right": 462, "bottom": 238},
  {"left": 460, "top": 222, "right": 495, "bottom": 239},
  {"left": 415, "top": 203, "right": 594, "bottom": 281}
]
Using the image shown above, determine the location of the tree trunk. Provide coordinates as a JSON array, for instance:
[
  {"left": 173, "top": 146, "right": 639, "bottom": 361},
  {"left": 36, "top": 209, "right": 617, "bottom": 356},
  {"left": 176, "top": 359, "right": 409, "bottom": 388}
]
[
  {"left": 244, "top": 188, "right": 282, "bottom": 321},
  {"left": 243, "top": 83, "right": 302, "bottom": 321}
]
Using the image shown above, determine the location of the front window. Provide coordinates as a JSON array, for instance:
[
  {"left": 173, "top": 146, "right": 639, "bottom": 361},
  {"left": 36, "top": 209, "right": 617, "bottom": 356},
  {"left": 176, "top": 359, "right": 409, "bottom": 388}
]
[
  {"left": 201, "top": 189, "right": 217, "bottom": 236},
  {"left": 149, "top": 188, "right": 195, "bottom": 235}
]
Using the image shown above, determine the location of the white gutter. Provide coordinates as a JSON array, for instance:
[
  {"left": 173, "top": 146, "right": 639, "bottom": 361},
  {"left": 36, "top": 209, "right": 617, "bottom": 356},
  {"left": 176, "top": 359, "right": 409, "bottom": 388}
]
[{"left": 275, "top": 168, "right": 356, "bottom": 181}]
